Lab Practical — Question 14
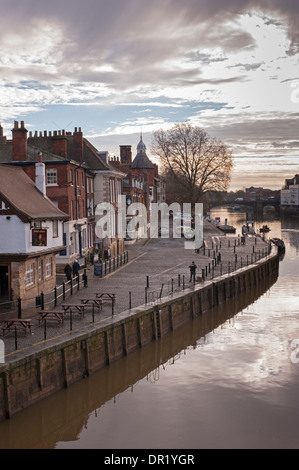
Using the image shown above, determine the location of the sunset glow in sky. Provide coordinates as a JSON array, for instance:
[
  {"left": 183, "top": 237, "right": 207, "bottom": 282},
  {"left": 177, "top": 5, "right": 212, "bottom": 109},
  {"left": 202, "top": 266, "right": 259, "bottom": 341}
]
[{"left": 1, "top": 0, "right": 299, "bottom": 190}]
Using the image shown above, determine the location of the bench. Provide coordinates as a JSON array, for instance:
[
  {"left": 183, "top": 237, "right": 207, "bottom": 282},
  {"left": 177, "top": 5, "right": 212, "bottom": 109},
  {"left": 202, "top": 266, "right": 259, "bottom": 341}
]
[
  {"left": 80, "top": 298, "right": 103, "bottom": 310},
  {"left": 61, "top": 303, "right": 86, "bottom": 316},
  {"left": 38, "top": 310, "right": 65, "bottom": 324},
  {"left": 95, "top": 293, "right": 116, "bottom": 303},
  {"left": 1, "top": 319, "right": 32, "bottom": 335}
]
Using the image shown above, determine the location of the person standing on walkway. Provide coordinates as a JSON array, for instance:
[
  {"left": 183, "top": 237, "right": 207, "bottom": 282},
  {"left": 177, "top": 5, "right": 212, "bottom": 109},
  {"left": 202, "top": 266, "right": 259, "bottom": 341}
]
[
  {"left": 64, "top": 263, "right": 72, "bottom": 282},
  {"left": 189, "top": 261, "right": 197, "bottom": 283},
  {"left": 72, "top": 259, "right": 80, "bottom": 278}
]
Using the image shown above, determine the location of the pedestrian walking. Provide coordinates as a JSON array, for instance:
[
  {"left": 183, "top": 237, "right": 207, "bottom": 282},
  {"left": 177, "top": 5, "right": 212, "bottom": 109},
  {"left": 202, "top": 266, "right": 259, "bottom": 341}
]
[
  {"left": 64, "top": 263, "right": 72, "bottom": 282},
  {"left": 189, "top": 261, "right": 197, "bottom": 283},
  {"left": 72, "top": 259, "right": 80, "bottom": 278}
]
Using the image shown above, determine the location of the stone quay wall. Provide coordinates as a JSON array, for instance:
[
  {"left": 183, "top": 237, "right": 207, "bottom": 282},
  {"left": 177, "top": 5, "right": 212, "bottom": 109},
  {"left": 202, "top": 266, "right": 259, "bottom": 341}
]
[{"left": 0, "top": 246, "right": 279, "bottom": 422}]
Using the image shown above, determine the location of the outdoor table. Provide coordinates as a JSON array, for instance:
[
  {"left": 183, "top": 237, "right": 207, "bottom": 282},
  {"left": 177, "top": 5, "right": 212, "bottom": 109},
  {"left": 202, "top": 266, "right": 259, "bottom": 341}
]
[
  {"left": 38, "top": 310, "right": 65, "bottom": 324},
  {"left": 1, "top": 319, "right": 32, "bottom": 335},
  {"left": 61, "top": 303, "right": 86, "bottom": 317},
  {"left": 95, "top": 293, "right": 116, "bottom": 302},
  {"left": 80, "top": 298, "right": 103, "bottom": 310}
]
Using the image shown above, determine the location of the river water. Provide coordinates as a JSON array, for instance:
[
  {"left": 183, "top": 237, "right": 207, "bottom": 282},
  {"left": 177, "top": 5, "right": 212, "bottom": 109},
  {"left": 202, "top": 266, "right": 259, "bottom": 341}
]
[{"left": 1, "top": 207, "right": 299, "bottom": 450}]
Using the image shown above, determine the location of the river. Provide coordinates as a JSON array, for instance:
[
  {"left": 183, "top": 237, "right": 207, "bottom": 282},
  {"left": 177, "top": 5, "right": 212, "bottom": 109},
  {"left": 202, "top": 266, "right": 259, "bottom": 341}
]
[{"left": 1, "top": 207, "right": 299, "bottom": 449}]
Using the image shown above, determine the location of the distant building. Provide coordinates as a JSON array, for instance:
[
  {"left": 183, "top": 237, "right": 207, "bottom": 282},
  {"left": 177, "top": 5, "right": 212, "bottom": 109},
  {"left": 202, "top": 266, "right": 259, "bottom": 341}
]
[
  {"left": 109, "top": 134, "right": 166, "bottom": 240},
  {"left": 281, "top": 174, "right": 299, "bottom": 211},
  {"left": 0, "top": 164, "right": 68, "bottom": 303},
  {"left": 244, "top": 186, "right": 279, "bottom": 201}
]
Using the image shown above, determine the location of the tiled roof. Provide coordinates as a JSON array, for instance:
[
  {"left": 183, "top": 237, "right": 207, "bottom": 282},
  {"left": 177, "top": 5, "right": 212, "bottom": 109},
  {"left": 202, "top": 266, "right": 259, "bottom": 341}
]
[{"left": 0, "top": 165, "right": 69, "bottom": 222}]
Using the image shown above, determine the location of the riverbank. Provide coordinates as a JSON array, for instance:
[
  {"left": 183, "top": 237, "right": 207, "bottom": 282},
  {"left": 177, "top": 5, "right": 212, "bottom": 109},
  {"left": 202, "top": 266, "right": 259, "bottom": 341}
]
[{"left": 0, "top": 221, "right": 279, "bottom": 421}]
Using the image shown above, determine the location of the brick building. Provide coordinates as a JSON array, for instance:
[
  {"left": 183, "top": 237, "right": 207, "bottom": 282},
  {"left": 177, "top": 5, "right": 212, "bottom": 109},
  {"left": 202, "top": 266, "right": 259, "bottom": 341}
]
[
  {"left": 109, "top": 134, "right": 166, "bottom": 239},
  {"left": 0, "top": 121, "right": 126, "bottom": 266}
]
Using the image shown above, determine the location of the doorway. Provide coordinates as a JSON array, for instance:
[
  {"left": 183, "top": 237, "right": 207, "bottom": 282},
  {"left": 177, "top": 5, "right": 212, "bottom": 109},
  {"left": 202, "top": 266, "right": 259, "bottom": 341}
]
[{"left": 0, "top": 265, "right": 9, "bottom": 300}]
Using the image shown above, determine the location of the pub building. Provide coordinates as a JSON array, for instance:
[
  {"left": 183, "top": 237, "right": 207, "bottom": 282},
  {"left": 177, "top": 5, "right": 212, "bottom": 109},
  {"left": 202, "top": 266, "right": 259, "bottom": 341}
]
[{"left": 0, "top": 164, "right": 68, "bottom": 305}]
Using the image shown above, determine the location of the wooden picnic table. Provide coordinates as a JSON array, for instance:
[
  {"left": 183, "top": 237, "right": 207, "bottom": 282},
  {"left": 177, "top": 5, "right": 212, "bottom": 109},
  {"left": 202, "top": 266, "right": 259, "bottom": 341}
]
[
  {"left": 95, "top": 292, "right": 116, "bottom": 302},
  {"left": 61, "top": 303, "right": 86, "bottom": 316},
  {"left": 38, "top": 310, "right": 65, "bottom": 323},
  {"left": 80, "top": 298, "right": 103, "bottom": 310},
  {"left": 1, "top": 318, "right": 32, "bottom": 335}
]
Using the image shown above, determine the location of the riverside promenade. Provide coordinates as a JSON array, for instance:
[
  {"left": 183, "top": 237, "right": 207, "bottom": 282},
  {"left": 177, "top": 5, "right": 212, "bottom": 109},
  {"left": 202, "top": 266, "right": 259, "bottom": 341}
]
[{"left": 1, "top": 220, "right": 271, "bottom": 360}]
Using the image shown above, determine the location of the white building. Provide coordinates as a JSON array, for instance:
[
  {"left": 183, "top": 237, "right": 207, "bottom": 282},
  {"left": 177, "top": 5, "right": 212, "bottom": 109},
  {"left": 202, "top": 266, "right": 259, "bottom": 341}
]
[
  {"left": 0, "top": 164, "right": 69, "bottom": 304},
  {"left": 281, "top": 174, "right": 299, "bottom": 209}
]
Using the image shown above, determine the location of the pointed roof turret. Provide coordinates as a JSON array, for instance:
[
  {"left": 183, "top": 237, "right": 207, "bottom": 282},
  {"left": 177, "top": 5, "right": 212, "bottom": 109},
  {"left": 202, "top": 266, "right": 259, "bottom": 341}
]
[{"left": 131, "top": 132, "right": 154, "bottom": 169}]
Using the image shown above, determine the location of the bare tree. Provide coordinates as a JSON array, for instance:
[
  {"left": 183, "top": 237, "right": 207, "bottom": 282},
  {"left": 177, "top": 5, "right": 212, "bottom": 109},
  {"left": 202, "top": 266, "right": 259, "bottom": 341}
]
[{"left": 152, "top": 123, "right": 233, "bottom": 205}]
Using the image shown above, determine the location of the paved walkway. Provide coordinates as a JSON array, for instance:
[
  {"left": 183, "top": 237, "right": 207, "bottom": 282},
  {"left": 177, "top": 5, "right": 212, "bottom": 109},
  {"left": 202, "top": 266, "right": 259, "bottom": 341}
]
[{"left": 1, "top": 221, "right": 270, "bottom": 360}]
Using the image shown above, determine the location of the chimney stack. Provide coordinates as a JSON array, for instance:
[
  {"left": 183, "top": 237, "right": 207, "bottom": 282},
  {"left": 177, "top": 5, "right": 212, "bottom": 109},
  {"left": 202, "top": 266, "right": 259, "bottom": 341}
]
[
  {"left": 12, "top": 120, "right": 28, "bottom": 161},
  {"left": 0, "top": 124, "right": 6, "bottom": 144},
  {"left": 35, "top": 152, "right": 46, "bottom": 196},
  {"left": 120, "top": 145, "right": 132, "bottom": 165},
  {"left": 73, "top": 127, "right": 83, "bottom": 164},
  {"left": 53, "top": 135, "right": 67, "bottom": 158}
]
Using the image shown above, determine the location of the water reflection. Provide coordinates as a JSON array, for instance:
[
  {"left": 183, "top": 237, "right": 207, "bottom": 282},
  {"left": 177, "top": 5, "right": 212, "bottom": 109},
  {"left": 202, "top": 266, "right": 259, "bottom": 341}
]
[{"left": 0, "top": 265, "right": 278, "bottom": 449}]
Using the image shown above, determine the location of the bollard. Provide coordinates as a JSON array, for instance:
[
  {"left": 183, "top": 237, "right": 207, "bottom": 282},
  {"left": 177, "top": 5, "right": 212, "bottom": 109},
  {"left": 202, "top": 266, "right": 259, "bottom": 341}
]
[
  {"left": 63, "top": 282, "right": 66, "bottom": 301},
  {"left": 44, "top": 319, "right": 47, "bottom": 340},
  {"left": 146, "top": 276, "right": 149, "bottom": 288},
  {"left": 54, "top": 286, "right": 57, "bottom": 307},
  {"left": 14, "top": 327, "right": 18, "bottom": 351},
  {"left": 129, "top": 291, "right": 132, "bottom": 309},
  {"left": 70, "top": 310, "right": 73, "bottom": 331},
  {"left": 160, "top": 284, "right": 164, "bottom": 299},
  {"left": 18, "top": 298, "right": 22, "bottom": 319},
  {"left": 202, "top": 268, "right": 205, "bottom": 281},
  {"left": 178, "top": 274, "right": 181, "bottom": 287},
  {"left": 183, "top": 275, "right": 185, "bottom": 289},
  {"left": 145, "top": 287, "right": 148, "bottom": 305}
]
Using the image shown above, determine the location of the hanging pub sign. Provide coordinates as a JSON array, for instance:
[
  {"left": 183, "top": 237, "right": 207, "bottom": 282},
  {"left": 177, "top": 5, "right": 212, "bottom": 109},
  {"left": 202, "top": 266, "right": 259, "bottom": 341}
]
[{"left": 32, "top": 229, "right": 47, "bottom": 246}]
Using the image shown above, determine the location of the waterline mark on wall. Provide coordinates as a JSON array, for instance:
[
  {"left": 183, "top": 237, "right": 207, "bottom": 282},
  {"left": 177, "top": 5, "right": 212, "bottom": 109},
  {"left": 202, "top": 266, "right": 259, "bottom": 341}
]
[
  {"left": 0, "top": 340, "right": 4, "bottom": 363},
  {"left": 95, "top": 198, "right": 203, "bottom": 250}
]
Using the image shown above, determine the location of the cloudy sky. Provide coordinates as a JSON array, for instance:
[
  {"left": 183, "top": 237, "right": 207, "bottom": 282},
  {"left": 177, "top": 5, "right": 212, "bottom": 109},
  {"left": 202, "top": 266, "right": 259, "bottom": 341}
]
[{"left": 1, "top": 0, "right": 299, "bottom": 190}]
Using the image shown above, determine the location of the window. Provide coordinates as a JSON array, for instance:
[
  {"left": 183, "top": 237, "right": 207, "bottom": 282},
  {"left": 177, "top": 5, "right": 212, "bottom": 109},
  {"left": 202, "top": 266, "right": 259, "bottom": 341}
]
[
  {"left": 81, "top": 172, "right": 84, "bottom": 187},
  {"left": 46, "top": 169, "right": 57, "bottom": 185},
  {"left": 38, "top": 259, "right": 43, "bottom": 282},
  {"left": 82, "top": 228, "right": 87, "bottom": 249},
  {"left": 52, "top": 220, "right": 58, "bottom": 238},
  {"left": 69, "top": 169, "right": 73, "bottom": 185},
  {"left": 25, "top": 263, "right": 35, "bottom": 287},
  {"left": 45, "top": 258, "right": 52, "bottom": 278}
]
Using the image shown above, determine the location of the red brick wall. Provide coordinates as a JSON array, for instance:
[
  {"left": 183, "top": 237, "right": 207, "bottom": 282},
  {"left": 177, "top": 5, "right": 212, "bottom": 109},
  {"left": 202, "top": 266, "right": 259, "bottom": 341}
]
[{"left": 21, "top": 163, "right": 86, "bottom": 220}]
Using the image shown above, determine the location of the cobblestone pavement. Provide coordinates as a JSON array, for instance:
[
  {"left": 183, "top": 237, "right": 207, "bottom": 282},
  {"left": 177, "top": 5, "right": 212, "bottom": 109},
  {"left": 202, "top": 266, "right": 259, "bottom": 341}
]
[{"left": 1, "top": 221, "right": 270, "bottom": 359}]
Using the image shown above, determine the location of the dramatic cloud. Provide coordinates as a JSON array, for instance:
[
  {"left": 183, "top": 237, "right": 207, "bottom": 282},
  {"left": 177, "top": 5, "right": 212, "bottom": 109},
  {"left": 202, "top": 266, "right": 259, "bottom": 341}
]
[{"left": 0, "top": 0, "right": 299, "bottom": 188}]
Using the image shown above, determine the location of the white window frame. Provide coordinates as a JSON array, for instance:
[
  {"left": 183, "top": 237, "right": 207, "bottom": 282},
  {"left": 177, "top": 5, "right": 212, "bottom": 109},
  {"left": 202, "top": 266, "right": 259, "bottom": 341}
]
[
  {"left": 45, "top": 258, "right": 52, "bottom": 278},
  {"left": 25, "top": 263, "right": 35, "bottom": 287},
  {"left": 38, "top": 259, "right": 43, "bottom": 282},
  {"left": 46, "top": 168, "right": 58, "bottom": 186},
  {"left": 52, "top": 220, "right": 58, "bottom": 238}
]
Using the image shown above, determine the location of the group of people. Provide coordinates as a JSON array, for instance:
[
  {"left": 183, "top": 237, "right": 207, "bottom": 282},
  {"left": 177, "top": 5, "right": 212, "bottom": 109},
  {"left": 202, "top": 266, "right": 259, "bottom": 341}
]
[{"left": 64, "top": 260, "right": 80, "bottom": 282}]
